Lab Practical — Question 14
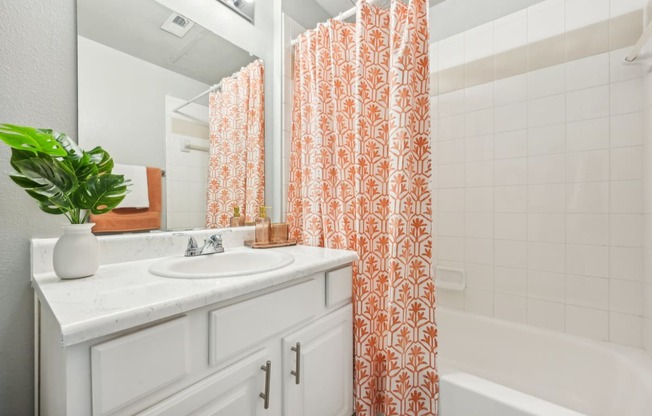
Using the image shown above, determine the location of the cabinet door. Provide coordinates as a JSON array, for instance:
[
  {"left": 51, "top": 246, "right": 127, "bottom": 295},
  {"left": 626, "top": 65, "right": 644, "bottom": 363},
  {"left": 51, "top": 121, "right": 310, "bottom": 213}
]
[
  {"left": 138, "top": 348, "right": 278, "bottom": 416},
  {"left": 283, "top": 305, "right": 353, "bottom": 416}
]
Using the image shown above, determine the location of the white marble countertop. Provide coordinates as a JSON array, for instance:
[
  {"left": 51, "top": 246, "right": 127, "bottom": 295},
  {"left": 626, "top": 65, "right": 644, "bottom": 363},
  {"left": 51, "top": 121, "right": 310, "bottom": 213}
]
[{"left": 31, "top": 229, "right": 357, "bottom": 347}]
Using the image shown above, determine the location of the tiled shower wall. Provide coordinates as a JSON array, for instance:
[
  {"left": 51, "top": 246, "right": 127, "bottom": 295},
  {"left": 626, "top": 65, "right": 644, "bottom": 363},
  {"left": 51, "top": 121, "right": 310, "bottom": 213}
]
[{"left": 430, "top": 0, "right": 647, "bottom": 348}]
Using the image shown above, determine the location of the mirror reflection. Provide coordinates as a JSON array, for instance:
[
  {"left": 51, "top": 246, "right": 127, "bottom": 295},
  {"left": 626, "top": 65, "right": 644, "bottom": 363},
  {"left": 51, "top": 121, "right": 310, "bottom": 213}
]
[{"left": 77, "top": 0, "right": 264, "bottom": 232}]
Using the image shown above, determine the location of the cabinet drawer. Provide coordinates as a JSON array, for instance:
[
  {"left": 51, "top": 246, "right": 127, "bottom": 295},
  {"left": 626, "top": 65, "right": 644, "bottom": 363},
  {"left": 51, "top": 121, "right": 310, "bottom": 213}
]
[
  {"left": 326, "top": 266, "right": 352, "bottom": 308},
  {"left": 209, "top": 277, "right": 322, "bottom": 365},
  {"left": 91, "top": 317, "right": 189, "bottom": 416}
]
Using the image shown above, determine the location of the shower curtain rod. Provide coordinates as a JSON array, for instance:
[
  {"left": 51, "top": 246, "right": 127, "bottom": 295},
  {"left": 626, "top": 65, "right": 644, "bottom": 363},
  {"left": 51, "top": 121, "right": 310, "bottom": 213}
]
[
  {"left": 173, "top": 82, "right": 222, "bottom": 113},
  {"left": 290, "top": 0, "right": 383, "bottom": 46}
]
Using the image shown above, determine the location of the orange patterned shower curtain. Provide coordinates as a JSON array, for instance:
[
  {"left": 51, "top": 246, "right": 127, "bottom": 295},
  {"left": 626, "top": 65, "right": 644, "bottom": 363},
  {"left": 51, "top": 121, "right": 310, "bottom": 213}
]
[
  {"left": 206, "top": 59, "right": 265, "bottom": 227},
  {"left": 287, "top": 1, "right": 436, "bottom": 415}
]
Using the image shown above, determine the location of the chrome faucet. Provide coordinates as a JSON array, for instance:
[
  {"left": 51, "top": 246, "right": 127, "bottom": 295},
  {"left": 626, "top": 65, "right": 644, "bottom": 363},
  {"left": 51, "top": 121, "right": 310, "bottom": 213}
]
[{"left": 174, "top": 229, "right": 232, "bottom": 257}]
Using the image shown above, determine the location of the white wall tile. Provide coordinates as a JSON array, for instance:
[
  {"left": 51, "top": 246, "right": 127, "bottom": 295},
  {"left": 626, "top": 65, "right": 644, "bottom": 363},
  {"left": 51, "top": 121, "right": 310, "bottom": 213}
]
[
  {"left": 566, "top": 0, "right": 610, "bottom": 31},
  {"left": 438, "top": 212, "right": 465, "bottom": 237},
  {"left": 495, "top": 102, "right": 528, "bottom": 133},
  {"left": 495, "top": 267, "right": 527, "bottom": 296},
  {"left": 495, "top": 240, "right": 528, "bottom": 268},
  {"left": 528, "top": 154, "right": 566, "bottom": 184},
  {"left": 528, "top": 94, "right": 566, "bottom": 127},
  {"left": 566, "top": 85, "right": 610, "bottom": 122},
  {"left": 494, "top": 10, "right": 527, "bottom": 53},
  {"left": 466, "top": 108, "right": 495, "bottom": 137},
  {"left": 465, "top": 213, "right": 494, "bottom": 239},
  {"left": 566, "top": 53, "right": 609, "bottom": 91},
  {"left": 528, "top": 242, "right": 566, "bottom": 273},
  {"left": 611, "top": 146, "right": 643, "bottom": 180},
  {"left": 465, "top": 22, "right": 494, "bottom": 62},
  {"left": 438, "top": 33, "right": 465, "bottom": 70},
  {"left": 566, "top": 150, "right": 610, "bottom": 182},
  {"left": 465, "top": 238, "right": 494, "bottom": 265},
  {"left": 494, "top": 293, "right": 527, "bottom": 323},
  {"left": 438, "top": 163, "right": 465, "bottom": 188},
  {"left": 566, "top": 305, "right": 609, "bottom": 341},
  {"left": 465, "top": 82, "right": 494, "bottom": 112},
  {"left": 528, "top": 124, "right": 566, "bottom": 156},
  {"left": 438, "top": 188, "right": 465, "bottom": 212},
  {"left": 465, "top": 288, "right": 494, "bottom": 316},
  {"left": 439, "top": 114, "right": 466, "bottom": 141},
  {"left": 566, "top": 182, "right": 610, "bottom": 213},
  {"left": 566, "top": 117, "right": 610, "bottom": 152},
  {"left": 494, "top": 75, "right": 527, "bottom": 106},
  {"left": 438, "top": 140, "right": 465, "bottom": 165},
  {"left": 465, "top": 187, "right": 494, "bottom": 212},
  {"left": 610, "top": 181, "right": 643, "bottom": 213},
  {"left": 610, "top": 214, "right": 643, "bottom": 247},
  {"left": 610, "top": 79, "right": 644, "bottom": 115},
  {"left": 495, "top": 158, "right": 528, "bottom": 186},
  {"left": 528, "top": 298, "right": 565, "bottom": 331},
  {"left": 609, "top": 247, "right": 643, "bottom": 281},
  {"left": 528, "top": 213, "right": 565, "bottom": 243},
  {"left": 465, "top": 263, "right": 494, "bottom": 290},
  {"left": 495, "top": 130, "right": 528, "bottom": 159},
  {"left": 495, "top": 186, "right": 527, "bottom": 212},
  {"left": 439, "top": 90, "right": 466, "bottom": 117},
  {"left": 566, "top": 214, "right": 609, "bottom": 245},
  {"left": 465, "top": 135, "right": 494, "bottom": 162},
  {"left": 528, "top": 270, "right": 565, "bottom": 302},
  {"left": 566, "top": 244, "right": 610, "bottom": 278},
  {"left": 609, "top": 0, "right": 644, "bottom": 18},
  {"left": 610, "top": 112, "right": 644, "bottom": 148},
  {"left": 438, "top": 289, "right": 465, "bottom": 309},
  {"left": 528, "top": 0, "right": 565, "bottom": 43},
  {"left": 528, "top": 184, "right": 566, "bottom": 213},
  {"left": 610, "top": 279, "right": 643, "bottom": 315},
  {"left": 609, "top": 312, "right": 643, "bottom": 348},
  {"left": 495, "top": 213, "right": 528, "bottom": 241},
  {"left": 465, "top": 161, "right": 494, "bottom": 187},
  {"left": 529, "top": 64, "right": 566, "bottom": 99},
  {"left": 438, "top": 236, "right": 465, "bottom": 262}
]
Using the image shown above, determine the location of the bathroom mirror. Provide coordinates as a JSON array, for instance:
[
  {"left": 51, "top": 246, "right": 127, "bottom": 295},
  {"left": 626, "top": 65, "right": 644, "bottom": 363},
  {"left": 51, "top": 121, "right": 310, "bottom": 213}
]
[{"left": 76, "top": 0, "right": 265, "bottom": 232}]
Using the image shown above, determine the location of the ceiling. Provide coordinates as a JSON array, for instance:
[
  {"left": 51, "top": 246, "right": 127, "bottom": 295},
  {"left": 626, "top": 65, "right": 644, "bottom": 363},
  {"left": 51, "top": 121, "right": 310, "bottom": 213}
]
[{"left": 77, "top": 0, "right": 258, "bottom": 86}]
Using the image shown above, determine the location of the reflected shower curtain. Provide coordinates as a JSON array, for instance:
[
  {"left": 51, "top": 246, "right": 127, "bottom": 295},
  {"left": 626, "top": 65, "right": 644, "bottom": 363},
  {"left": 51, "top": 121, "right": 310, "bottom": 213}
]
[
  {"left": 287, "top": 1, "right": 437, "bottom": 415},
  {"left": 206, "top": 59, "right": 265, "bottom": 227}
]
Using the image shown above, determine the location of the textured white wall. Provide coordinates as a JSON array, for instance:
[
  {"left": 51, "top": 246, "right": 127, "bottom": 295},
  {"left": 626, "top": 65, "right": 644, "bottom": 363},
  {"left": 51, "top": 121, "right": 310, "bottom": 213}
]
[{"left": 0, "top": 0, "right": 77, "bottom": 413}]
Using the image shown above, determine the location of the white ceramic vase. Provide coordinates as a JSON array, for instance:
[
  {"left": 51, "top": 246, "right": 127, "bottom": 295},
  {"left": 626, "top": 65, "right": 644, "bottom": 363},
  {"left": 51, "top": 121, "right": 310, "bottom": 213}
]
[{"left": 53, "top": 223, "right": 100, "bottom": 279}]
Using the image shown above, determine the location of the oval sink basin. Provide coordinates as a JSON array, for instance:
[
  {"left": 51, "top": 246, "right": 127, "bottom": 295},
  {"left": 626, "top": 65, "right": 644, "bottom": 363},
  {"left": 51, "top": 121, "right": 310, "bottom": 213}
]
[{"left": 149, "top": 249, "right": 295, "bottom": 279}]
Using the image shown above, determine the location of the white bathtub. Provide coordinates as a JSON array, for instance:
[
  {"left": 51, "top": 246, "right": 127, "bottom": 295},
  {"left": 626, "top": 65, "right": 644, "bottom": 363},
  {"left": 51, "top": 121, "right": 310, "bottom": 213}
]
[{"left": 437, "top": 308, "right": 652, "bottom": 416}]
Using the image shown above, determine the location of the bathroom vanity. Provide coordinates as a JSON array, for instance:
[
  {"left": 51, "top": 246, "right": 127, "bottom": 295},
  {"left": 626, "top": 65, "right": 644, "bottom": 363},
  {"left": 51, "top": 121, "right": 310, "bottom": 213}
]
[{"left": 32, "top": 229, "right": 356, "bottom": 416}]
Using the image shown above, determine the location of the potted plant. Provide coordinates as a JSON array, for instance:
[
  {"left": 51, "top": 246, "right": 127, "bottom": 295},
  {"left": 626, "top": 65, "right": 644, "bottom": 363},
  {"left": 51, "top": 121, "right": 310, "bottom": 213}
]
[{"left": 0, "top": 124, "right": 129, "bottom": 279}]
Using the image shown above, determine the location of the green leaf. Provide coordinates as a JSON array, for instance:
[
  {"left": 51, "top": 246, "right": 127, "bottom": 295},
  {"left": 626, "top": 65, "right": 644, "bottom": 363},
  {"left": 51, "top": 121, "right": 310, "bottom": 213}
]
[
  {"left": 0, "top": 124, "right": 67, "bottom": 156},
  {"left": 11, "top": 154, "right": 78, "bottom": 200},
  {"left": 50, "top": 130, "right": 84, "bottom": 160},
  {"left": 87, "top": 146, "right": 114, "bottom": 175},
  {"left": 72, "top": 174, "right": 130, "bottom": 215}
]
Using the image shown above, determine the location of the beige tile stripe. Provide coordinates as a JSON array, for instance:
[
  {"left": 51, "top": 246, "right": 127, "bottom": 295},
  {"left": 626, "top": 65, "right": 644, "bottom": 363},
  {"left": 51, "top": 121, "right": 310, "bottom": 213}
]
[{"left": 433, "top": 10, "right": 643, "bottom": 96}]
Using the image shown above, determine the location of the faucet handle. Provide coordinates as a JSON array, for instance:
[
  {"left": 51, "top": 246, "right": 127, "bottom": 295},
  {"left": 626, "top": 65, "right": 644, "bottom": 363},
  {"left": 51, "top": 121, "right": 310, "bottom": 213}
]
[
  {"left": 207, "top": 229, "right": 233, "bottom": 246},
  {"left": 173, "top": 233, "right": 200, "bottom": 256}
]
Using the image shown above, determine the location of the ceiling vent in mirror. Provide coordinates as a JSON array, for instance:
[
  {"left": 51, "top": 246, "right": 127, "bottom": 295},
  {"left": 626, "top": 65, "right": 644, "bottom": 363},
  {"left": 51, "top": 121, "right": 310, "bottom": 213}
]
[{"left": 161, "top": 13, "right": 195, "bottom": 38}]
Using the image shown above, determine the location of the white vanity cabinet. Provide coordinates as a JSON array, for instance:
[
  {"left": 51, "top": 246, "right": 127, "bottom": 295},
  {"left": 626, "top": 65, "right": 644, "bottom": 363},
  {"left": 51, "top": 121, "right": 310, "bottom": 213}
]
[{"left": 36, "top": 264, "right": 354, "bottom": 416}]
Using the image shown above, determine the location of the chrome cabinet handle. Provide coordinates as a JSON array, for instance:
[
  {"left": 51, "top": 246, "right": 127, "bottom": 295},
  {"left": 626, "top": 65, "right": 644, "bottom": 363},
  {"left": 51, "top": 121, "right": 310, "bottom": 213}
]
[
  {"left": 290, "top": 342, "right": 301, "bottom": 385},
  {"left": 260, "top": 360, "right": 271, "bottom": 409}
]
